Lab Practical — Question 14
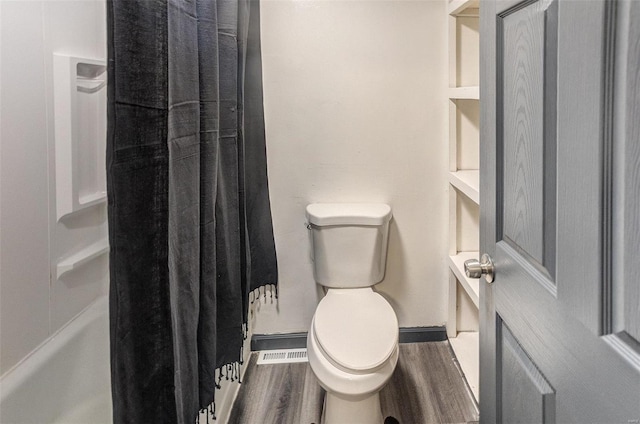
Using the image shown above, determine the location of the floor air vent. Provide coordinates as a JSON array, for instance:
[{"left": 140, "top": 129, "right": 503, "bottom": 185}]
[{"left": 257, "top": 349, "right": 308, "bottom": 365}]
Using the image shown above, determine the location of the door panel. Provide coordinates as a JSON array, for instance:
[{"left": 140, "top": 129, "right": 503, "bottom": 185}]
[
  {"left": 481, "top": 0, "right": 640, "bottom": 422},
  {"left": 617, "top": 0, "right": 640, "bottom": 347},
  {"left": 499, "top": 319, "right": 555, "bottom": 424},
  {"left": 493, "top": 240, "right": 640, "bottom": 422},
  {"left": 499, "top": 0, "right": 558, "bottom": 281},
  {"left": 501, "top": 0, "right": 546, "bottom": 268},
  {"left": 555, "top": 0, "right": 609, "bottom": 334}
]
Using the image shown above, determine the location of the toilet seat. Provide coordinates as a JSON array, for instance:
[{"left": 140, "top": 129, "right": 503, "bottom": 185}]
[{"left": 313, "top": 288, "right": 398, "bottom": 373}]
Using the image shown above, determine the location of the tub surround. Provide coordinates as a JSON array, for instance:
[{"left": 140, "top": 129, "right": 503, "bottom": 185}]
[
  {"left": 0, "top": 297, "right": 111, "bottom": 424},
  {"left": 0, "top": 0, "right": 108, "bottom": 376}
]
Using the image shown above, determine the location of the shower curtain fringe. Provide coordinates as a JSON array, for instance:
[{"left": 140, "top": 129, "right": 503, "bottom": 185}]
[
  {"left": 196, "top": 398, "right": 217, "bottom": 424},
  {"left": 198, "top": 282, "right": 280, "bottom": 422},
  {"left": 199, "top": 359, "right": 243, "bottom": 423},
  {"left": 197, "top": 391, "right": 216, "bottom": 424},
  {"left": 215, "top": 368, "right": 222, "bottom": 389},
  {"left": 249, "top": 284, "right": 278, "bottom": 305}
]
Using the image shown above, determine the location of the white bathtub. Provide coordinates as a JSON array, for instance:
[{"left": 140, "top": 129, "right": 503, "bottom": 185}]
[{"left": 0, "top": 296, "right": 112, "bottom": 424}]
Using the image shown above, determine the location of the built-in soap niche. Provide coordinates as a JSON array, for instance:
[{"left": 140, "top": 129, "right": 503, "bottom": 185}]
[{"left": 53, "top": 55, "right": 107, "bottom": 221}]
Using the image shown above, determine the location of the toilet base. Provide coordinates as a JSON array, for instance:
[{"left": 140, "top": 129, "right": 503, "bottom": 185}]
[{"left": 322, "top": 391, "right": 383, "bottom": 424}]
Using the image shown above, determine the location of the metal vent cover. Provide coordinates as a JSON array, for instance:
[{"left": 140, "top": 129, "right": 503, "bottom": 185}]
[{"left": 257, "top": 349, "right": 308, "bottom": 365}]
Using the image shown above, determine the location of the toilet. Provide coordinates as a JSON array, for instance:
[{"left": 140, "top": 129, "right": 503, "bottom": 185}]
[{"left": 305, "top": 203, "right": 399, "bottom": 424}]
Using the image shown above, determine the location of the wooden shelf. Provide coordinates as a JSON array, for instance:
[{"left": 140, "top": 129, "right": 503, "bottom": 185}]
[
  {"left": 449, "top": 170, "right": 479, "bottom": 204},
  {"left": 448, "top": 252, "right": 480, "bottom": 308},
  {"left": 449, "top": 86, "right": 479, "bottom": 100},
  {"left": 447, "top": 0, "right": 480, "bottom": 406},
  {"left": 448, "top": 0, "right": 480, "bottom": 16},
  {"left": 449, "top": 331, "right": 479, "bottom": 402},
  {"left": 56, "top": 240, "right": 109, "bottom": 279}
]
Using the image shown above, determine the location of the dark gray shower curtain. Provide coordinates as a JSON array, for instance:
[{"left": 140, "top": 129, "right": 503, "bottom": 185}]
[{"left": 106, "top": 0, "right": 277, "bottom": 422}]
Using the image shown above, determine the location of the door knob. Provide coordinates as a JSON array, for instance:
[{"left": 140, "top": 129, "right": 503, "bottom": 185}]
[{"left": 464, "top": 254, "right": 495, "bottom": 283}]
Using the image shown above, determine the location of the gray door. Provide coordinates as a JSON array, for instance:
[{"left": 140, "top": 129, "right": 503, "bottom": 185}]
[{"left": 480, "top": 0, "right": 640, "bottom": 422}]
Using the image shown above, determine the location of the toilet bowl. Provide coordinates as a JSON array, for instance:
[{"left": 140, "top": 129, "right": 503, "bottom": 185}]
[
  {"left": 308, "top": 288, "right": 399, "bottom": 424},
  {"left": 305, "top": 203, "right": 398, "bottom": 424}
]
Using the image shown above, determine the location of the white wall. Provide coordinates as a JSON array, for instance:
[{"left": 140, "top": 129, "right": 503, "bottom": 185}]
[
  {"left": 0, "top": 1, "right": 108, "bottom": 375},
  {"left": 255, "top": 0, "right": 449, "bottom": 334},
  {"left": 0, "top": 0, "right": 448, "bottom": 374}
]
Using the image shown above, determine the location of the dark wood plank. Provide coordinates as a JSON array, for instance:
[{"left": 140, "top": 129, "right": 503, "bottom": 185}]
[
  {"left": 229, "top": 342, "right": 478, "bottom": 424},
  {"left": 380, "top": 342, "right": 479, "bottom": 424},
  {"left": 228, "top": 354, "right": 324, "bottom": 424}
]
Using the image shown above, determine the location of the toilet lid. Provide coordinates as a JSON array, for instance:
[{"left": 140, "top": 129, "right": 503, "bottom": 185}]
[{"left": 313, "top": 289, "right": 398, "bottom": 372}]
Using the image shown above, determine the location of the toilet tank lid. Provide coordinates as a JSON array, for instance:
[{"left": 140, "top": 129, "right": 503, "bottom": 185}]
[{"left": 306, "top": 203, "right": 392, "bottom": 226}]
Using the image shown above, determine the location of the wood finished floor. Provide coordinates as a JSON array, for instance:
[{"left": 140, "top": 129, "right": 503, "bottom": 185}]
[{"left": 228, "top": 342, "right": 479, "bottom": 424}]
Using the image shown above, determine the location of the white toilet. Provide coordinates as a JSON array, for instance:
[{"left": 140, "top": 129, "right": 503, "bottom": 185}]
[{"left": 305, "top": 203, "right": 399, "bottom": 424}]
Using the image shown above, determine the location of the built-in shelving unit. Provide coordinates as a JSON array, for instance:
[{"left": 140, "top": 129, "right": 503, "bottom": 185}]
[
  {"left": 448, "top": 252, "right": 479, "bottom": 308},
  {"left": 447, "top": 0, "right": 479, "bottom": 16},
  {"left": 449, "top": 170, "right": 479, "bottom": 204},
  {"left": 447, "top": 0, "right": 480, "bottom": 402},
  {"left": 448, "top": 86, "right": 480, "bottom": 100}
]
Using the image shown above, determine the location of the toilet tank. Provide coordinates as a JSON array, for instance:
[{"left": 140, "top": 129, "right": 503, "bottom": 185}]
[{"left": 306, "top": 203, "right": 392, "bottom": 288}]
